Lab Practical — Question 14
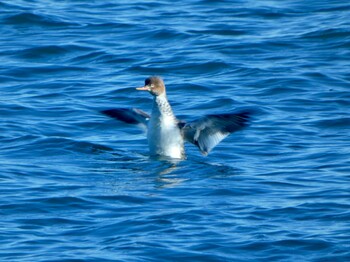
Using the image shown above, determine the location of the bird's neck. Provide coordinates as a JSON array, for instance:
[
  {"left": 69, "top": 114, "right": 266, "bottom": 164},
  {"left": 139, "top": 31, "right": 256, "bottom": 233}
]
[{"left": 152, "top": 93, "right": 175, "bottom": 118}]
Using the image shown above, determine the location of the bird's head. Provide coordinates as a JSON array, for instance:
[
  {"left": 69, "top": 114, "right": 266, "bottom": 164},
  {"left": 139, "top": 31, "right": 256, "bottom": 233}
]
[{"left": 136, "top": 76, "right": 165, "bottom": 96}]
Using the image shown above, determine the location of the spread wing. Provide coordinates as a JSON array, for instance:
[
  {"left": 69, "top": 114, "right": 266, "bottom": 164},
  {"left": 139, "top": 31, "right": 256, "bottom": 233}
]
[
  {"left": 181, "top": 111, "right": 251, "bottom": 155},
  {"left": 101, "top": 108, "right": 150, "bottom": 128}
]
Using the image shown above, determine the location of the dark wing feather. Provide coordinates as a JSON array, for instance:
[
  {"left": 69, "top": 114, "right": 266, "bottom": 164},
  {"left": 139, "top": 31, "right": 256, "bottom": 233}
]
[
  {"left": 182, "top": 111, "right": 251, "bottom": 155},
  {"left": 101, "top": 108, "right": 150, "bottom": 127}
]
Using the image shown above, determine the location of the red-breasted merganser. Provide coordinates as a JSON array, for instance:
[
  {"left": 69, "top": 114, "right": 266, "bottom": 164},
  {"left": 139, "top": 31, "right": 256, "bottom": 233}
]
[{"left": 102, "top": 76, "right": 251, "bottom": 159}]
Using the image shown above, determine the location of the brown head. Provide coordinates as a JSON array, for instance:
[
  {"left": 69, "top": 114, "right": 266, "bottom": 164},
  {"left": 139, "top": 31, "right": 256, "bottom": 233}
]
[{"left": 136, "top": 76, "right": 165, "bottom": 96}]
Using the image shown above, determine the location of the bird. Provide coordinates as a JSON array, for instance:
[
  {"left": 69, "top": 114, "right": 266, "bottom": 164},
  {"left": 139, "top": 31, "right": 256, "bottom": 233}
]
[{"left": 102, "top": 76, "right": 251, "bottom": 159}]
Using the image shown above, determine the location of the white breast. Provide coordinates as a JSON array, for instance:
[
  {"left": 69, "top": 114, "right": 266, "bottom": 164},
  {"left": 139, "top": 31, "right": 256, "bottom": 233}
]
[{"left": 147, "top": 115, "right": 184, "bottom": 159}]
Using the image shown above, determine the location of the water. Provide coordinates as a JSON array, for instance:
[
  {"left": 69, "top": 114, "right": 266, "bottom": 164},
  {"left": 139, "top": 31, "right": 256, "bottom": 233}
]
[{"left": 1, "top": 0, "right": 350, "bottom": 261}]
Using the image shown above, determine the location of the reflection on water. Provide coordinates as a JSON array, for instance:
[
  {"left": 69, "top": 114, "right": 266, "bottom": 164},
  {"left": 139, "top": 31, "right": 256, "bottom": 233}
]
[{"left": 98, "top": 151, "right": 241, "bottom": 190}]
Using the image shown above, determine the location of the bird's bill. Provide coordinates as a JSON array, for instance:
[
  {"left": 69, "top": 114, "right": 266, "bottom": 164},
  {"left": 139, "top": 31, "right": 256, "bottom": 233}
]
[{"left": 136, "top": 86, "right": 150, "bottom": 91}]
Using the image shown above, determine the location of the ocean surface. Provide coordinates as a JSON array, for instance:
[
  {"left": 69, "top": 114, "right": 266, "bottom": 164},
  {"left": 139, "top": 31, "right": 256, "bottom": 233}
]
[{"left": 1, "top": 0, "right": 350, "bottom": 261}]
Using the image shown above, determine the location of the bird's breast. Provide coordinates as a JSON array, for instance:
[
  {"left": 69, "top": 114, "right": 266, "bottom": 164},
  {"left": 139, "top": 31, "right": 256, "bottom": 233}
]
[{"left": 147, "top": 115, "right": 184, "bottom": 159}]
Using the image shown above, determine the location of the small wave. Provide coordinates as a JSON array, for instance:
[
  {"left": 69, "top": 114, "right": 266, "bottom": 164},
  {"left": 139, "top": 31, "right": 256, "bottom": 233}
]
[
  {"left": 188, "top": 28, "right": 247, "bottom": 37},
  {"left": 316, "top": 3, "right": 350, "bottom": 12},
  {"left": 83, "top": 21, "right": 131, "bottom": 28},
  {"left": 16, "top": 45, "right": 69, "bottom": 60},
  {"left": 311, "top": 117, "right": 350, "bottom": 129},
  {"left": 4, "top": 65, "right": 90, "bottom": 80},
  {"left": 69, "top": 50, "right": 136, "bottom": 66},
  {"left": 15, "top": 44, "right": 95, "bottom": 63},
  {"left": 143, "top": 28, "right": 193, "bottom": 43},
  {"left": 170, "top": 61, "right": 231, "bottom": 75},
  {"left": 300, "top": 28, "right": 350, "bottom": 40},
  {"left": 3, "top": 12, "right": 77, "bottom": 27}
]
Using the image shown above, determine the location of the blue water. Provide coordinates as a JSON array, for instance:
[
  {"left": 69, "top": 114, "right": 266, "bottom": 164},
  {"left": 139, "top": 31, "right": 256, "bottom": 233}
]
[{"left": 1, "top": 0, "right": 350, "bottom": 261}]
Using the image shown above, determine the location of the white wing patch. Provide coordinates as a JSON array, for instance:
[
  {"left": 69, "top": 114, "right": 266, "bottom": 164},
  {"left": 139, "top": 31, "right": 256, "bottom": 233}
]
[
  {"left": 182, "top": 111, "right": 250, "bottom": 156},
  {"left": 197, "top": 131, "right": 229, "bottom": 155}
]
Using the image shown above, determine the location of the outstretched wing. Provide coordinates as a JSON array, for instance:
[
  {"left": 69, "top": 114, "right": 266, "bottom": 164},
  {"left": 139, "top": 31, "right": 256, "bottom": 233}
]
[
  {"left": 182, "top": 111, "right": 251, "bottom": 155},
  {"left": 101, "top": 108, "right": 150, "bottom": 128}
]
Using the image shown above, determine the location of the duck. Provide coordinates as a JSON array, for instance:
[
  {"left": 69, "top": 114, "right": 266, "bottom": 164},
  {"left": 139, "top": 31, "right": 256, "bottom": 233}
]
[{"left": 102, "top": 76, "right": 251, "bottom": 159}]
